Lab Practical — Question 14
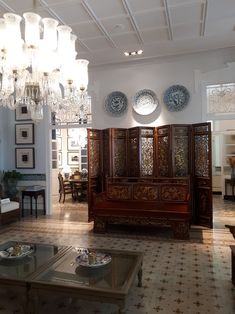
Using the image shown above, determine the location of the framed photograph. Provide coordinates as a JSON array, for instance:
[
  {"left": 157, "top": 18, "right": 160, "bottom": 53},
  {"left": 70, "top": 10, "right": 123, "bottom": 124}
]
[
  {"left": 58, "top": 152, "right": 62, "bottom": 166},
  {"left": 67, "top": 128, "right": 76, "bottom": 137},
  {"left": 67, "top": 137, "right": 80, "bottom": 151},
  {"left": 67, "top": 152, "right": 80, "bottom": 165},
  {"left": 15, "top": 104, "right": 31, "bottom": 121},
  {"left": 15, "top": 148, "right": 35, "bottom": 169},
  {"left": 57, "top": 137, "right": 62, "bottom": 151},
  {"left": 15, "top": 123, "right": 34, "bottom": 145},
  {"left": 56, "top": 128, "right": 61, "bottom": 136}
]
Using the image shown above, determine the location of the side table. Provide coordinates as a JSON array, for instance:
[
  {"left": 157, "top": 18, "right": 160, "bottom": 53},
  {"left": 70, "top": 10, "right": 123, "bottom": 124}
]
[
  {"left": 22, "top": 189, "right": 46, "bottom": 218},
  {"left": 231, "top": 245, "right": 235, "bottom": 287},
  {"left": 225, "top": 178, "right": 235, "bottom": 201}
]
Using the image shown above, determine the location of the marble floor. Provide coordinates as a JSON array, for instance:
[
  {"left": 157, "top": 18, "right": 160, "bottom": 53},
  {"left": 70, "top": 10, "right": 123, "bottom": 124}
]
[{"left": 0, "top": 195, "right": 234, "bottom": 313}]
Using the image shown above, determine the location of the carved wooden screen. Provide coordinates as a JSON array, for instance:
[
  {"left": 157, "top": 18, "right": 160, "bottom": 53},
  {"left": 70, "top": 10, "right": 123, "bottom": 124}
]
[
  {"left": 155, "top": 125, "right": 171, "bottom": 176},
  {"left": 172, "top": 125, "right": 191, "bottom": 177},
  {"left": 102, "top": 129, "right": 110, "bottom": 180},
  {"left": 192, "top": 122, "right": 212, "bottom": 227},
  {"left": 111, "top": 129, "right": 128, "bottom": 177},
  {"left": 140, "top": 127, "right": 154, "bottom": 176},
  {"left": 128, "top": 127, "right": 140, "bottom": 177},
  {"left": 87, "top": 129, "right": 102, "bottom": 221}
]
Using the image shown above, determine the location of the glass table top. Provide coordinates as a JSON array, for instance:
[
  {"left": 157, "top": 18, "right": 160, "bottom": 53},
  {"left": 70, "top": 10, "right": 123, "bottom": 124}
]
[
  {"left": 31, "top": 247, "right": 143, "bottom": 292},
  {"left": 0, "top": 241, "right": 65, "bottom": 280}
]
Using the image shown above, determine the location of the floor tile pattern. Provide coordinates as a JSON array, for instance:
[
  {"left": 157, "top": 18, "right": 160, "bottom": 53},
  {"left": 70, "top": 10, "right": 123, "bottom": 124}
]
[{"left": 0, "top": 196, "right": 234, "bottom": 313}]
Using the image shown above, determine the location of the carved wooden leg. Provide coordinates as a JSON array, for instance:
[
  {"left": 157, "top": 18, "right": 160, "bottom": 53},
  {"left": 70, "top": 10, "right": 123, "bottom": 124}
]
[
  {"left": 173, "top": 221, "right": 190, "bottom": 240},
  {"left": 94, "top": 217, "right": 107, "bottom": 233},
  {"left": 137, "top": 264, "right": 143, "bottom": 287}
]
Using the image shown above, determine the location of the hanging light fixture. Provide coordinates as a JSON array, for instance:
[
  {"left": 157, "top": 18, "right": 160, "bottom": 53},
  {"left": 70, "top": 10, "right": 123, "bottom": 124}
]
[{"left": 0, "top": 4, "right": 91, "bottom": 124}]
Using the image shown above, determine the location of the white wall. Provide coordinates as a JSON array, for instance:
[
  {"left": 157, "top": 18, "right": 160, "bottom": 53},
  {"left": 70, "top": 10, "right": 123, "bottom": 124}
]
[{"left": 89, "top": 47, "right": 235, "bottom": 129}]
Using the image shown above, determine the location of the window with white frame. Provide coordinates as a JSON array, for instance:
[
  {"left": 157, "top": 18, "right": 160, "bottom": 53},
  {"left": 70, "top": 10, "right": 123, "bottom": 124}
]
[{"left": 207, "top": 83, "right": 235, "bottom": 114}]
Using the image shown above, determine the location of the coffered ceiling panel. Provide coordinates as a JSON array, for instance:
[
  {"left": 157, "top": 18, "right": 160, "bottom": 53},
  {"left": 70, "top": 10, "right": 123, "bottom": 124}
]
[
  {"left": 83, "top": 36, "right": 112, "bottom": 50},
  {"left": 206, "top": 0, "right": 235, "bottom": 20},
  {"left": 141, "top": 28, "right": 169, "bottom": 43},
  {"left": 173, "top": 23, "right": 200, "bottom": 39},
  {"left": 112, "top": 33, "right": 140, "bottom": 47},
  {"left": 134, "top": 9, "right": 166, "bottom": 30},
  {"left": 0, "top": 0, "right": 234, "bottom": 65},
  {"left": 170, "top": 3, "right": 202, "bottom": 25},
  {"left": 85, "top": 0, "right": 127, "bottom": 18},
  {"left": 72, "top": 22, "right": 103, "bottom": 39},
  {"left": 51, "top": 2, "right": 92, "bottom": 24},
  {"left": 100, "top": 16, "right": 133, "bottom": 34},
  {"left": 128, "top": 0, "right": 163, "bottom": 12},
  {"left": 205, "top": 18, "right": 235, "bottom": 36}
]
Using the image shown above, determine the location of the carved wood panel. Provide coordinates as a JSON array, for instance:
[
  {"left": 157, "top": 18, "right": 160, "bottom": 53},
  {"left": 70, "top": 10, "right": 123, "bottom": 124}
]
[
  {"left": 192, "top": 123, "right": 212, "bottom": 227},
  {"left": 156, "top": 126, "right": 171, "bottom": 176},
  {"left": 111, "top": 129, "right": 127, "bottom": 177},
  {"left": 128, "top": 127, "right": 140, "bottom": 176}
]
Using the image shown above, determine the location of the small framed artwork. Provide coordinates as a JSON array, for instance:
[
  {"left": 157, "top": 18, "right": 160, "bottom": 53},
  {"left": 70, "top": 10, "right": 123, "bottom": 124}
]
[
  {"left": 67, "top": 152, "right": 80, "bottom": 165},
  {"left": 15, "top": 148, "right": 35, "bottom": 169},
  {"left": 15, "top": 104, "right": 31, "bottom": 121},
  {"left": 67, "top": 137, "right": 80, "bottom": 151},
  {"left": 58, "top": 152, "right": 62, "bottom": 166},
  {"left": 57, "top": 137, "right": 62, "bottom": 151},
  {"left": 15, "top": 123, "right": 34, "bottom": 145},
  {"left": 56, "top": 128, "right": 61, "bottom": 136}
]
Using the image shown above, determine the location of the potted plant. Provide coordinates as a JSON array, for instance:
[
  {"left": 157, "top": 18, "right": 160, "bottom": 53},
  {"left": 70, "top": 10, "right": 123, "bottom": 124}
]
[{"left": 3, "top": 170, "right": 22, "bottom": 198}]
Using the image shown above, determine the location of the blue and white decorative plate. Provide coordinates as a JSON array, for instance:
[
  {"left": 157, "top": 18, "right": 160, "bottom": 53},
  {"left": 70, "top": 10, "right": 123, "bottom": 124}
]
[
  {"left": 163, "top": 85, "right": 190, "bottom": 111},
  {"left": 133, "top": 89, "right": 158, "bottom": 115},
  {"left": 105, "top": 91, "right": 128, "bottom": 116}
]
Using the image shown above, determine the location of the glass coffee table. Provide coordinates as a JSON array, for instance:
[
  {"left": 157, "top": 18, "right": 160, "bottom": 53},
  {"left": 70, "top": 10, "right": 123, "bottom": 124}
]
[
  {"left": 0, "top": 241, "right": 68, "bottom": 282},
  {"left": 29, "top": 247, "right": 143, "bottom": 314}
]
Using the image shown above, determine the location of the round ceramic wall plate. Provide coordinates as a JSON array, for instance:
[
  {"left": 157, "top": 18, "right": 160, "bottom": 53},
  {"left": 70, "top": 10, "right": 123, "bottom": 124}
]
[
  {"left": 105, "top": 91, "right": 128, "bottom": 116},
  {"left": 133, "top": 89, "right": 158, "bottom": 115},
  {"left": 163, "top": 85, "right": 190, "bottom": 112}
]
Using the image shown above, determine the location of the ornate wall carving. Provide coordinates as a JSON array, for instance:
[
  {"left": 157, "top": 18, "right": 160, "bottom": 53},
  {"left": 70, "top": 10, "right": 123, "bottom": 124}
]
[
  {"left": 133, "top": 185, "right": 158, "bottom": 200},
  {"left": 195, "top": 135, "right": 209, "bottom": 177},
  {"left": 107, "top": 185, "right": 131, "bottom": 200}
]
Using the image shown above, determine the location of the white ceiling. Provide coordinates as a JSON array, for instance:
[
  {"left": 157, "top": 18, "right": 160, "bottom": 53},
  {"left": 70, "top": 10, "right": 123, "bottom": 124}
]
[{"left": 1, "top": 0, "right": 235, "bottom": 66}]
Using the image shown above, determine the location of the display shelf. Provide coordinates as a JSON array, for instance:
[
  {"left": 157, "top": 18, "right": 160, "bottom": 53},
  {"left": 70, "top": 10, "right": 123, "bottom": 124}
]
[{"left": 221, "top": 132, "right": 235, "bottom": 196}]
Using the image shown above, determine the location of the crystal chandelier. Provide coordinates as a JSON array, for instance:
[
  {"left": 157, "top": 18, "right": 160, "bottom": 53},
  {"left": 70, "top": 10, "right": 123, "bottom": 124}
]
[{"left": 0, "top": 10, "right": 91, "bottom": 124}]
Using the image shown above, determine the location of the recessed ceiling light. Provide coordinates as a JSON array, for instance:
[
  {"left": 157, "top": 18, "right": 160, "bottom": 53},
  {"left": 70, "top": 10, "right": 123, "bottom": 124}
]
[{"left": 124, "top": 50, "right": 144, "bottom": 57}]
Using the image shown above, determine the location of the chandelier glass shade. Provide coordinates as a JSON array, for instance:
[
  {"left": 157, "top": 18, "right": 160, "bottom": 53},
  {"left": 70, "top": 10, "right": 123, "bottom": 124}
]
[{"left": 0, "top": 12, "right": 91, "bottom": 124}]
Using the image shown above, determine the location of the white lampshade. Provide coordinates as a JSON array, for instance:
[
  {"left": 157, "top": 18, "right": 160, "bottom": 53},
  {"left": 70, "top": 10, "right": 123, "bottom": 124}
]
[
  {"left": 0, "top": 18, "right": 6, "bottom": 50},
  {"left": 3, "top": 13, "right": 22, "bottom": 48},
  {"left": 57, "top": 25, "right": 72, "bottom": 58},
  {"left": 75, "top": 59, "right": 89, "bottom": 91},
  {"left": 23, "top": 12, "right": 41, "bottom": 47},
  {"left": 42, "top": 18, "right": 59, "bottom": 51}
]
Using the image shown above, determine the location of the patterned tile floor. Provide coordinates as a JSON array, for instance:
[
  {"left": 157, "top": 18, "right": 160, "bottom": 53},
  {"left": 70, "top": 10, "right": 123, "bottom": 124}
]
[{"left": 0, "top": 196, "right": 234, "bottom": 313}]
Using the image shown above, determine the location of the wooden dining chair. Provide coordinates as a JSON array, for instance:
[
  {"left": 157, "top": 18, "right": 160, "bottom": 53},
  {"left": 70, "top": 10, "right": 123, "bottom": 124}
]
[{"left": 58, "top": 173, "right": 73, "bottom": 203}]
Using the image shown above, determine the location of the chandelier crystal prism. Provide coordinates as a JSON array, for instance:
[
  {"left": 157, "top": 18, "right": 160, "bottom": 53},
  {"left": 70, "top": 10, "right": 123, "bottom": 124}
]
[{"left": 0, "top": 12, "right": 91, "bottom": 124}]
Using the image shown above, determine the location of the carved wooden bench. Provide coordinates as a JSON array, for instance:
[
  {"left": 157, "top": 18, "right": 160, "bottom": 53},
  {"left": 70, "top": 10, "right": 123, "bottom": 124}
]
[{"left": 92, "top": 177, "right": 191, "bottom": 240}]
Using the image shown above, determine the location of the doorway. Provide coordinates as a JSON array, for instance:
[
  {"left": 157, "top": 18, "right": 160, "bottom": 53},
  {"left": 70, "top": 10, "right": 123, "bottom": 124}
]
[
  {"left": 50, "top": 127, "right": 89, "bottom": 222},
  {"left": 212, "top": 119, "right": 235, "bottom": 229}
]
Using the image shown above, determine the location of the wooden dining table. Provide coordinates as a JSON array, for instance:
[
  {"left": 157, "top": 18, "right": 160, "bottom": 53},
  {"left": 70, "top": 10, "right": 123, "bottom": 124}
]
[{"left": 68, "top": 178, "right": 88, "bottom": 201}]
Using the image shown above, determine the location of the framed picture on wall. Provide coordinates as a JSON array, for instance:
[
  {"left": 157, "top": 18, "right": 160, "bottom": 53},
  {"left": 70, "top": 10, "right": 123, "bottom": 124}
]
[
  {"left": 57, "top": 137, "right": 62, "bottom": 151},
  {"left": 67, "top": 152, "right": 80, "bottom": 165},
  {"left": 15, "top": 148, "right": 35, "bottom": 169},
  {"left": 58, "top": 152, "right": 62, "bottom": 166},
  {"left": 67, "top": 137, "right": 80, "bottom": 151},
  {"left": 15, "top": 104, "right": 31, "bottom": 121},
  {"left": 15, "top": 123, "right": 34, "bottom": 145},
  {"left": 56, "top": 128, "right": 61, "bottom": 136}
]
